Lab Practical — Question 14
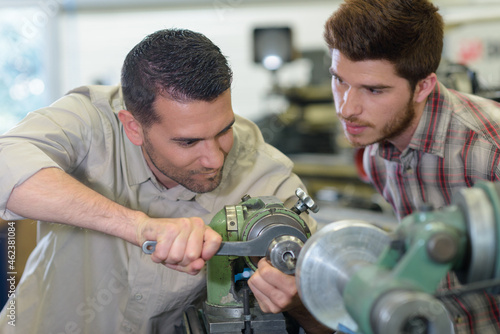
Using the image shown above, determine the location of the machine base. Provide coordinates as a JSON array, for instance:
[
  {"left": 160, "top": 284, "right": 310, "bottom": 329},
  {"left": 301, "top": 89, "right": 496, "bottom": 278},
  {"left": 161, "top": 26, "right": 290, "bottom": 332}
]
[{"left": 182, "top": 303, "right": 295, "bottom": 334}]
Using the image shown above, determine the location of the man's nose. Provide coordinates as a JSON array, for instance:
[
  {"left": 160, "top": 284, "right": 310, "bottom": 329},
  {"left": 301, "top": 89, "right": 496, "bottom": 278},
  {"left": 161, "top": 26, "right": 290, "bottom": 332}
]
[
  {"left": 199, "top": 139, "right": 225, "bottom": 169},
  {"left": 338, "top": 87, "right": 361, "bottom": 119}
]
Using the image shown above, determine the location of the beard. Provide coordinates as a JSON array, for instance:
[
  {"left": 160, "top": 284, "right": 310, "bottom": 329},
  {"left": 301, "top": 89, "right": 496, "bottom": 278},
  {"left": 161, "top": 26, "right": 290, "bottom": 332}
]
[
  {"left": 142, "top": 136, "right": 225, "bottom": 193},
  {"left": 339, "top": 95, "right": 416, "bottom": 148}
]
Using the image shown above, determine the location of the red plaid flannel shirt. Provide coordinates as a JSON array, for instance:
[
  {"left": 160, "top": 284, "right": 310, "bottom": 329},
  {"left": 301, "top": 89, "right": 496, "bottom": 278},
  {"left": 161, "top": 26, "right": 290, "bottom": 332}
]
[{"left": 364, "top": 81, "right": 500, "bottom": 333}]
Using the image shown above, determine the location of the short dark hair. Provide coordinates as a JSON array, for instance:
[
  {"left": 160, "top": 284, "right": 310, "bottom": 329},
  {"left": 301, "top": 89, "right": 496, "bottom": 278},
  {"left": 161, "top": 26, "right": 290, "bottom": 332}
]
[
  {"left": 324, "top": 0, "right": 444, "bottom": 89},
  {"left": 121, "top": 28, "right": 233, "bottom": 127}
]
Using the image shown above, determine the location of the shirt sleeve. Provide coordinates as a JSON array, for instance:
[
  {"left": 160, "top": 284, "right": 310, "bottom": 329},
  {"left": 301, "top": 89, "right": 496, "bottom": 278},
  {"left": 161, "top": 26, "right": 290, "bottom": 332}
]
[{"left": 0, "top": 93, "right": 96, "bottom": 220}]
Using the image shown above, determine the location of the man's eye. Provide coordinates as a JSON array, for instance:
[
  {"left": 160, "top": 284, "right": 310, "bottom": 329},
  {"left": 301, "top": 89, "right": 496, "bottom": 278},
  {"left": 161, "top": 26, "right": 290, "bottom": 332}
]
[
  {"left": 332, "top": 75, "right": 344, "bottom": 84},
  {"left": 178, "top": 140, "right": 198, "bottom": 147},
  {"left": 219, "top": 127, "right": 233, "bottom": 136},
  {"left": 369, "top": 88, "right": 382, "bottom": 95}
]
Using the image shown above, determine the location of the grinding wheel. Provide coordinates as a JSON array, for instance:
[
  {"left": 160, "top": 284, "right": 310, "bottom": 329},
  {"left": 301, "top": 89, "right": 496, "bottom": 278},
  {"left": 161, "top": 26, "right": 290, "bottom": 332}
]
[{"left": 295, "top": 220, "right": 390, "bottom": 331}]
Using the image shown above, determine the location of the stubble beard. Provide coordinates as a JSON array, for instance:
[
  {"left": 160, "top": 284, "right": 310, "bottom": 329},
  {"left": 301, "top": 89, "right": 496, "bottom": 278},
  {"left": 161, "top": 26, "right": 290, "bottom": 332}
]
[
  {"left": 341, "top": 97, "right": 416, "bottom": 148},
  {"left": 142, "top": 137, "right": 225, "bottom": 193}
]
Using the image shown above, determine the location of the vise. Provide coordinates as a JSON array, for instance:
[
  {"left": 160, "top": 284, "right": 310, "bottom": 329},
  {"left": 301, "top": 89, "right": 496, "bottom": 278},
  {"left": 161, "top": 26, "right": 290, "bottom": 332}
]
[{"left": 296, "top": 181, "right": 500, "bottom": 334}]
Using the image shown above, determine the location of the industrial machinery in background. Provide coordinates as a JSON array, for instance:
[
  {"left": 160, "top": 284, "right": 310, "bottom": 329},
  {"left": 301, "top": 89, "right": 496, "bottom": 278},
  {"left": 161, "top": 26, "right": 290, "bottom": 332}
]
[
  {"left": 296, "top": 181, "right": 500, "bottom": 334},
  {"left": 252, "top": 25, "right": 395, "bottom": 220},
  {"left": 252, "top": 25, "right": 337, "bottom": 156},
  {"left": 252, "top": 27, "right": 500, "bottom": 222},
  {"left": 143, "top": 188, "right": 318, "bottom": 333},
  {"left": 436, "top": 59, "right": 500, "bottom": 103}
]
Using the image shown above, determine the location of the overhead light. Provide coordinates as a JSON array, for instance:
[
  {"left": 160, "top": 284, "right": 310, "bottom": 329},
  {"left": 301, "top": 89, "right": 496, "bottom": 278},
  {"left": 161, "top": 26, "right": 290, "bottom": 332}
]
[
  {"left": 262, "top": 55, "right": 283, "bottom": 71},
  {"left": 253, "top": 27, "right": 293, "bottom": 71}
]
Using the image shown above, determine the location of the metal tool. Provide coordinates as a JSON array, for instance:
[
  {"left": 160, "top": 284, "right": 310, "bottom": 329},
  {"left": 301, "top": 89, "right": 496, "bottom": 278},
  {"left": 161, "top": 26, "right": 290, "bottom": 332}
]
[
  {"left": 296, "top": 181, "right": 500, "bottom": 334},
  {"left": 296, "top": 220, "right": 390, "bottom": 332},
  {"left": 143, "top": 224, "right": 306, "bottom": 272},
  {"left": 143, "top": 188, "right": 317, "bottom": 333}
]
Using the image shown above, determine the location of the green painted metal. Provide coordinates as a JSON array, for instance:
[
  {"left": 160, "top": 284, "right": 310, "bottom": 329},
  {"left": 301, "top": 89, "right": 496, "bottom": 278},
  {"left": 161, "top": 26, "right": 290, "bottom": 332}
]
[
  {"left": 343, "top": 206, "right": 468, "bottom": 334},
  {"left": 206, "top": 195, "right": 310, "bottom": 308},
  {"left": 474, "top": 181, "right": 500, "bottom": 281}
]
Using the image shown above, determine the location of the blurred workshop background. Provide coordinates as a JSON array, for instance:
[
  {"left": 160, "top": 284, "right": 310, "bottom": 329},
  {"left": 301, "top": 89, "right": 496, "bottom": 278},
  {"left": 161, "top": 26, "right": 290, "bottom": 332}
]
[{"left": 1, "top": 0, "right": 500, "bottom": 305}]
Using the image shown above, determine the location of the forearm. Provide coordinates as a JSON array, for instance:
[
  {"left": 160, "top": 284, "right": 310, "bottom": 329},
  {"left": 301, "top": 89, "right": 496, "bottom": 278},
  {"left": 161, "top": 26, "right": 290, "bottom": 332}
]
[{"left": 6, "top": 167, "right": 147, "bottom": 245}]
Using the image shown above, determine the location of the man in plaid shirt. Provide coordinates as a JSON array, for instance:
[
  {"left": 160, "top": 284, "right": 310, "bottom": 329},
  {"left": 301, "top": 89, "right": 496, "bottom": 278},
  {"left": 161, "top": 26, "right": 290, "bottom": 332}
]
[{"left": 325, "top": 0, "right": 500, "bottom": 333}]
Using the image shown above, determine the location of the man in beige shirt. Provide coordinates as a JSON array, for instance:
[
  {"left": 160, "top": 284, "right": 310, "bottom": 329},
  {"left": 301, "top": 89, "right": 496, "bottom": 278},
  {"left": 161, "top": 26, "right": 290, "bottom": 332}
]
[{"left": 0, "top": 29, "right": 330, "bottom": 333}]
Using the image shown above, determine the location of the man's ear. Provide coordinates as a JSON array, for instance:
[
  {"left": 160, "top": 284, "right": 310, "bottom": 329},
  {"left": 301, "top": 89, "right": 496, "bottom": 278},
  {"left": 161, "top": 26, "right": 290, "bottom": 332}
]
[
  {"left": 414, "top": 73, "right": 438, "bottom": 103},
  {"left": 118, "top": 110, "right": 144, "bottom": 146}
]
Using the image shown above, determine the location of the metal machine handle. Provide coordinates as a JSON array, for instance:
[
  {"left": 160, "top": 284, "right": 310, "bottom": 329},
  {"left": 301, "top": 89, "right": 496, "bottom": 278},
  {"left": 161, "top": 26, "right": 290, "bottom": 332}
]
[
  {"left": 293, "top": 188, "right": 319, "bottom": 214},
  {"left": 142, "top": 224, "right": 307, "bottom": 256},
  {"left": 142, "top": 225, "right": 307, "bottom": 275}
]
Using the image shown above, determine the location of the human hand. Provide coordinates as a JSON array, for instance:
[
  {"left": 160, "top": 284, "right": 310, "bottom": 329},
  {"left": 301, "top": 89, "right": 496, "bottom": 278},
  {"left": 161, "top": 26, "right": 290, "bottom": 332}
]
[
  {"left": 247, "top": 257, "right": 301, "bottom": 313},
  {"left": 248, "top": 258, "right": 334, "bottom": 333},
  {"left": 136, "top": 216, "right": 222, "bottom": 275}
]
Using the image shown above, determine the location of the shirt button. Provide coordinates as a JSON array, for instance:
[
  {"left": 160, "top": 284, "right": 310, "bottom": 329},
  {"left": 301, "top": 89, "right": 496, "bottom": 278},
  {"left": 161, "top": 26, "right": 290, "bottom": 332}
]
[{"left": 134, "top": 293, "right": 143, "bottom": 301}]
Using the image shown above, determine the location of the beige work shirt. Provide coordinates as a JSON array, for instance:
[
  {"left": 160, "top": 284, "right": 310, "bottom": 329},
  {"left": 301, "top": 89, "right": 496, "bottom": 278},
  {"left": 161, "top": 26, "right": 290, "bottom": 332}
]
[{"left": 0, "top": 85, "right": 316, "bottom": 333}]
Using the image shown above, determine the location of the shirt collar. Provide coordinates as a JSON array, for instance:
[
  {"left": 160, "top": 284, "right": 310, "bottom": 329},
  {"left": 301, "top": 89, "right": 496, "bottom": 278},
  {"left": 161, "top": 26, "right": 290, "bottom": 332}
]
[
  {"left": 407, "top": 82, "right": 452, "bottom": 158},
  {"left": 112, "top": 86, "right": 154, "bottom": 188},
  {"left": 122, "top": 132, "right": 153, "bottom": 186}
]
